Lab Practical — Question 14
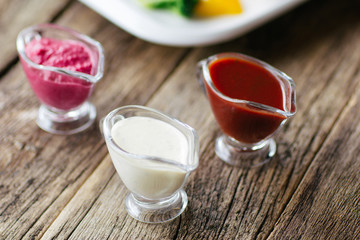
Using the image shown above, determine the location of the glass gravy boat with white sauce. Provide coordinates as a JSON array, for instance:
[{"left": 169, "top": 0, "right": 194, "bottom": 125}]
[{"left": 101, "top": 105, "right": 199, "bottom": 223}]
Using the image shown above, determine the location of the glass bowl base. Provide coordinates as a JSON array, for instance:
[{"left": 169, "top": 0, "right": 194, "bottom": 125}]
[
  {"left": 125, "top": 189, "right": 188, "bottom": 223},
  {"left": 215, "top": 134, "right": 276, "bottom": 168},
  {"left": 37, "top": 102, "right": 96, "bottom": 135}
]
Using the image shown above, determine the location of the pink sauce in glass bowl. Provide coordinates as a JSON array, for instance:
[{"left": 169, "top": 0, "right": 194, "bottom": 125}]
[
  {"left": 22, "top": 38, "right": 95, "bottom": 110},
  {"left": 17, "top": 24, "right": 104, "bottom": 111},
  {"left": 17, "top": 23, "right": 104, "bottom": 134}
]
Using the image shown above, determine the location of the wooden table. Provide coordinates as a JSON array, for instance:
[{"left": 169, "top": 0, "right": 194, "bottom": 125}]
[{"left": 1, "top": 0, "right": 360, "bottom": 239}]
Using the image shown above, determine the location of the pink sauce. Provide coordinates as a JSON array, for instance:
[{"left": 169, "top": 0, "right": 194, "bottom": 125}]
[{"left": 22, "top": 38, "right": 96, "bottom": 110}]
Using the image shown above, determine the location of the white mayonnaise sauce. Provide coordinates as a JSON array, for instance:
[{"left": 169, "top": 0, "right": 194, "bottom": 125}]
[{"left": 108, "top": 116, "right": 189, "bottom": 199}]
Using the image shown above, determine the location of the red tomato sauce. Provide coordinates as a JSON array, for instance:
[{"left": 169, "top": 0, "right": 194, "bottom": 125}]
[{"left": 205, "top": 57, "right": 286, "bottom": 144}]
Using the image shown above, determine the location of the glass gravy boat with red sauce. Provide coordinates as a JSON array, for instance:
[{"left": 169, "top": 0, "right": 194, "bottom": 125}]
[{"left": 197, "top": 53, "right": 296, "bottom": 167}]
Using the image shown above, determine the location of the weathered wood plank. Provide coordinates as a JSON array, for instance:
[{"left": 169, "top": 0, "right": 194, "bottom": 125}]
[
  {"left": 0, "top": 2, "right": 188, "bottom": 239},
  {"left": 217, "top": 0, "right": 360, "bottom": 239},
  {"left": 0, "top": 0, "right": 72, "bottom": 71},
  {"left": 42, "top": 48, "right": 216, "bottom": 240},
  {"left": 2, "top": 0, "right": 360, "bottom": 239},
  {"left": 40, "top": 0, "right": 360, "bottom": 239},
  {"left": 268, "top": 73, "right": 360, "bottom": 239}
]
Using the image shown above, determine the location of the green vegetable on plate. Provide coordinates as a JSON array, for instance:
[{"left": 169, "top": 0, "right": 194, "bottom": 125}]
[{"left": 139, "top": 0, "right": 199, "bottom": 17}]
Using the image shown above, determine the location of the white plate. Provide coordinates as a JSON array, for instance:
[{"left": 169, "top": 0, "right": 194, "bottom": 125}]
[{"left": 79, "top": 0, "right": 307, "bottom": 47}]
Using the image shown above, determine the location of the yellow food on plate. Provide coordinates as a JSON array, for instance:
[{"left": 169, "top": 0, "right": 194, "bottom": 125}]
[
  {"left": 194, "top": 0, "right": 243, "bottom": 17},
  {"left": 138, "top": 0, "right": 243, "bottom": 18}
]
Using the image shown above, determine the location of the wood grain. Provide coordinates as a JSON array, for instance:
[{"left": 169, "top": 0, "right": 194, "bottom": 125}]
[
  {"left": 39, "top": 1, "right": 360, "bottom": 239},
  {"left": 269, "top": 75, "right": 360, "bottom": 239},
  {"left": 0, "top": 0, "right": 359, "bottom": 239},
  {"left": 0, "top": 0, "right": 72, "bottom": 72},
  {"left": 0, "top": 2, "right": 187, "bottom": 239}
]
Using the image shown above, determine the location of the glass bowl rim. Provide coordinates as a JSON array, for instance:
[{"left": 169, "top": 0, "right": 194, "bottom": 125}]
[
  {"left": 16, "top": 23, "right": 105, "bottom": 84},
  {"left": 102, "top": 105, "right": 199, "bottom": 172},
  {"left": 200, "top": 52, "right": 297, "bottom": 117}
]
